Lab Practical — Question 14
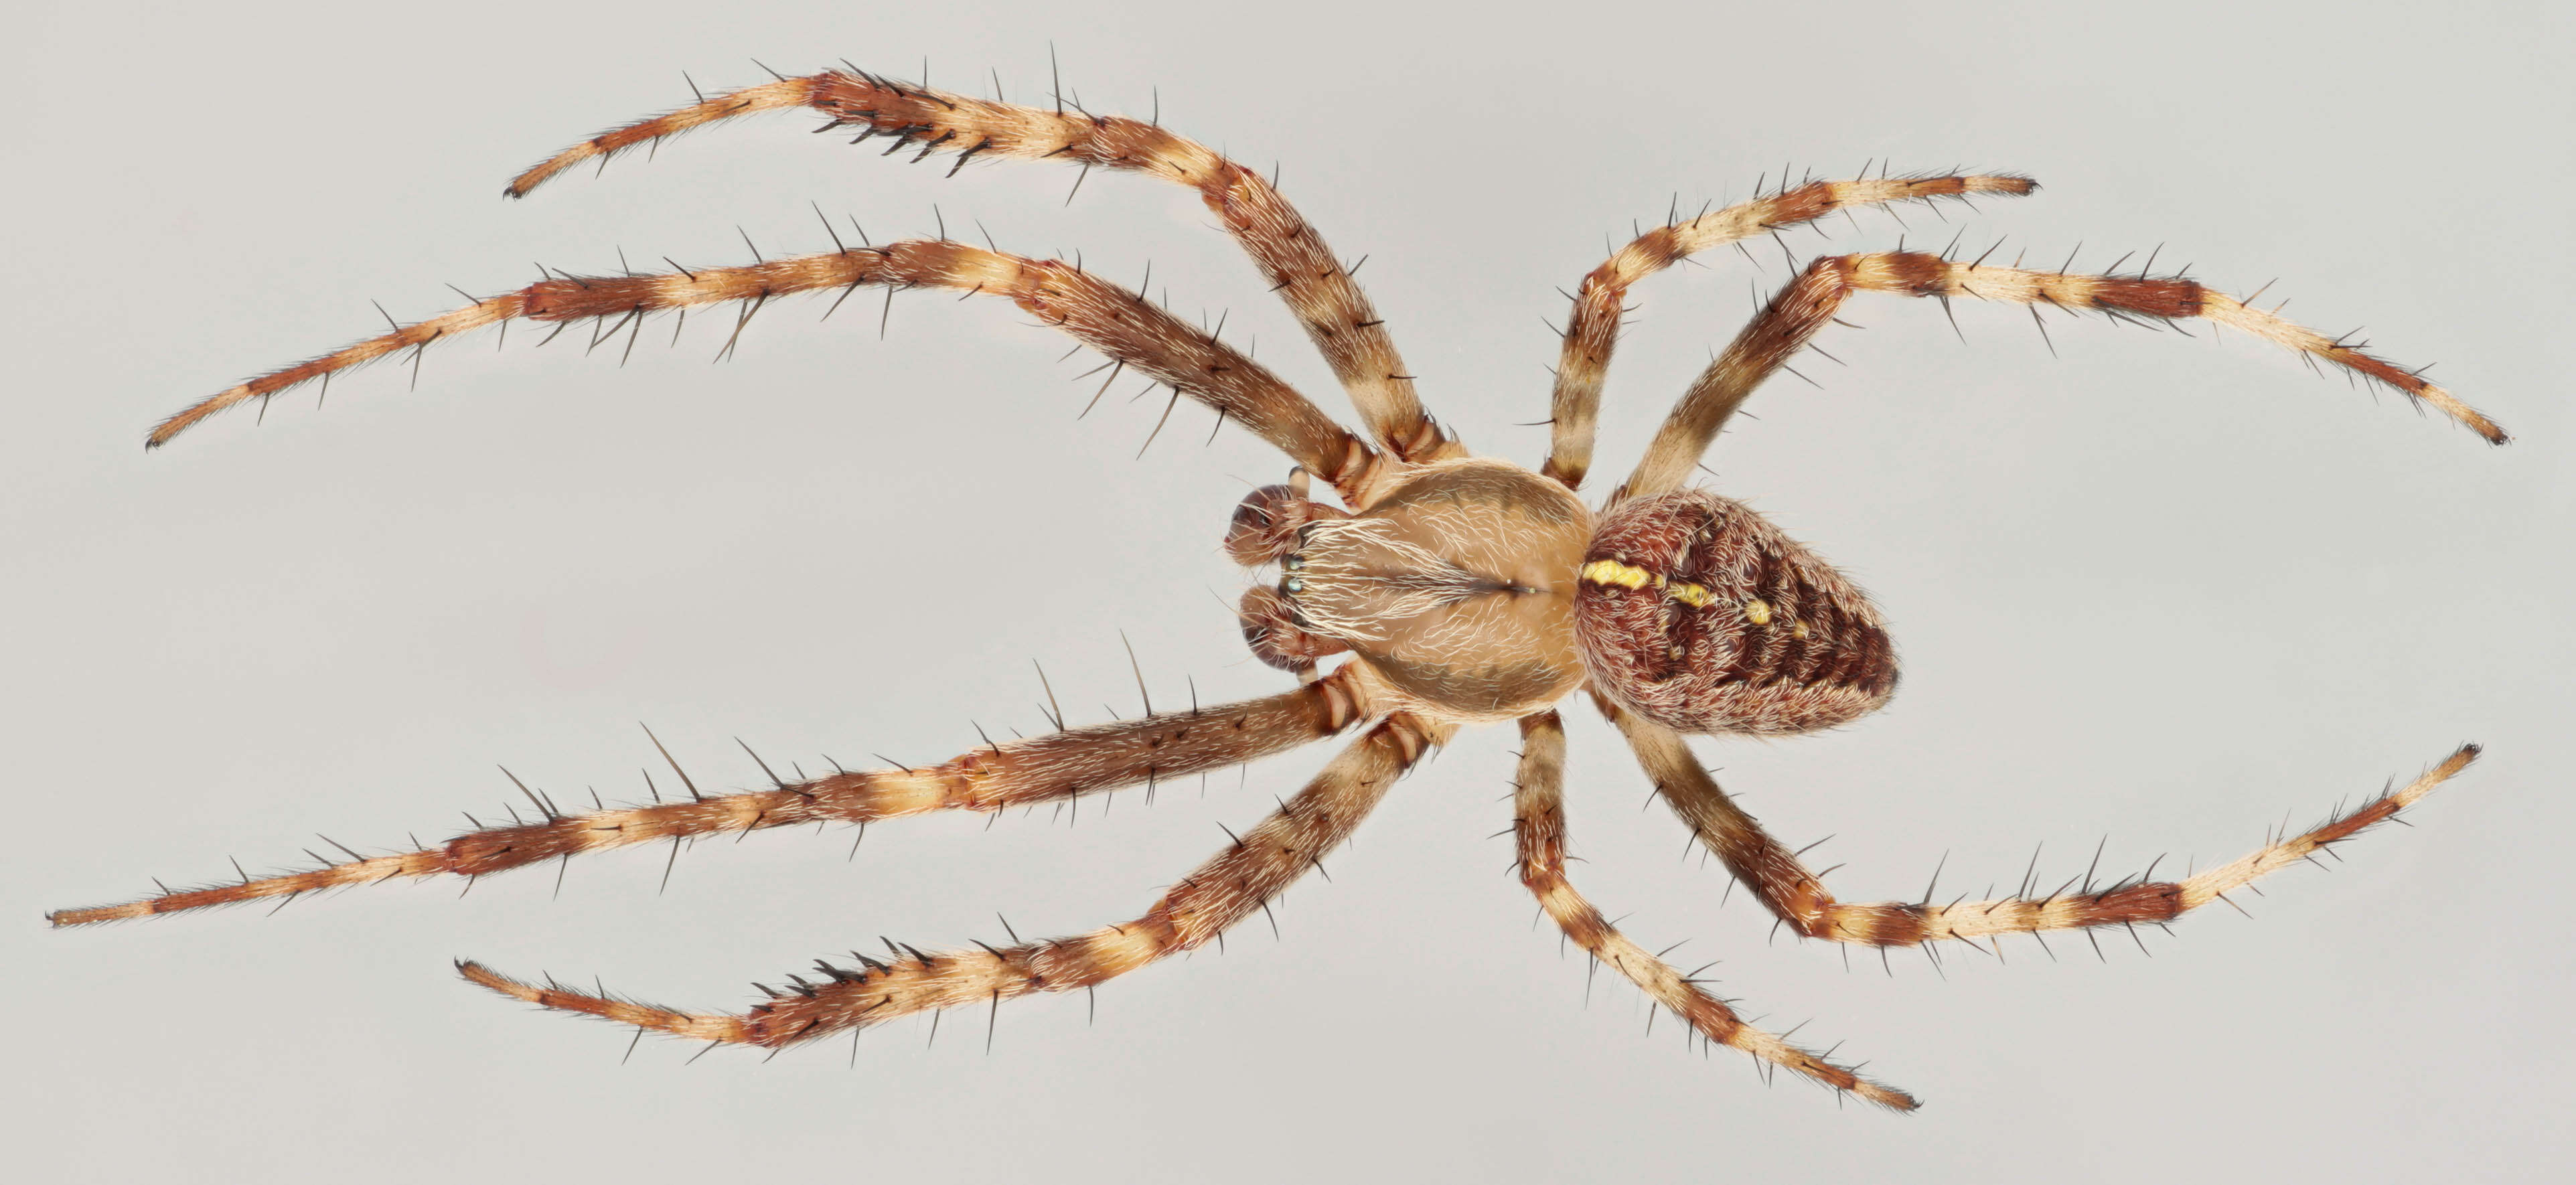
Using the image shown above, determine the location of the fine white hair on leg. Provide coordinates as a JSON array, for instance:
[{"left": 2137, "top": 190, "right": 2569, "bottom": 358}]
[
  {"left": 1612, "top": 702, "right": 2480, "bottom": 949},
  {"left": 505, "top": 67, "right": 1456, "bottom": 466},
  {"left": 1542, "top": 171, "right": 2040, "bottom": 490},
  {"left": 1620, "top": 250, "right": 2506, "bottom": 501},
  {"left": 50, "top": 673, "right": 1369, "bottom": 927},
  {"left": 1511, "top": 710, "right": 1918, "bottom": 1110},
  {"left": 454, "top": 713, "right": 1449, "bottom": 1051},
  {"left": 142, "top": 238, "right": 1388, "bottom": 503}
]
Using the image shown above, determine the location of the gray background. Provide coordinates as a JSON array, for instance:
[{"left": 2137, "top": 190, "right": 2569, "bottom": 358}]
[{"left": 9, "top": 1, "right": 2567, "bottom": 1180}]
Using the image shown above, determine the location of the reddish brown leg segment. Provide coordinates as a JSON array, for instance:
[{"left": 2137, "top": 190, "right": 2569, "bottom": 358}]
[
  {"left": 146, "top": 240, "right": 1382, "bottom": 502},
  {"left": 1512, "top": 710, "right": 1916, "bottom": 1109},
  {"left": 507, "top": 68, "right": 1454, "bottom": 465},
  {"left": 1610, "top": 702, "right": 2480, "bottom": 949},
  {"left": 47, "top": 674, "right": 1367, "bottom": 927},
  {"left": 1620, "top": 251, "right": 2507, "bottom": 500},
  {"left": 1543, "top": 172, "right": 2040, "bottom": 489},
  {"left": 457, "top": 713, "right": 1451, "bottom": 1048}
]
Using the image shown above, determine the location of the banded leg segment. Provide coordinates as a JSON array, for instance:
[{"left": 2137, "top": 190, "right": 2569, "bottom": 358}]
[
  {"left": 1611, "top": 702, "right": 2480, "bottom": 949},
  {"left": 1511, "top": 711, "right": 1915, "bottom": 1109},
  {"left": 147, "top": 239, "right": 1379, "bottom": 499},
  {"left": 46, "top": 674, "right": 1368, "bottom": 927},
  {"left": 508, "top": 68, "right": 1452, "bottom": 465},
  {"left": 1543, "top": 172, "right": 2039, "bottom": 489},
  {"left": 1620, "top": 251, "right": 2508, "bottom": 499},
  {"left": 457, "top": 713, "right": 1452, "bottom": 1048}
]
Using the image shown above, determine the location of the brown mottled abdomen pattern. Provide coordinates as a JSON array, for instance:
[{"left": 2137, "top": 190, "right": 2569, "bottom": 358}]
[{"left": 1576, "top": 491, "right": 1896, "bottom": 735}]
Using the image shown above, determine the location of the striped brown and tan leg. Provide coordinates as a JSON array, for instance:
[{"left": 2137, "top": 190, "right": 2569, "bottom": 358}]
[
  {"left": 506, "top": 67, "right": 1454, "bottom": 467},
  {"left": 455, "top": 712, "right": 1449, "bottom": 1050},
  {"left": 1612, "top": 704, "right": 2480, "bottom": 953},
  {"left": 1618, "top": 250, "right": 2509, "bottom": 500},
  {"left": 46, "top": 674, "right": 1369, "bottom": 927},
  {"left": 1542, "top": 171, "right": 2040, "bottom": 490},
  {"left": 1511, "top": 710, "right": 1916, "bottom": 1109},
  {"left": 146, "top": 239, "right": 1383, "bottom": 501}
]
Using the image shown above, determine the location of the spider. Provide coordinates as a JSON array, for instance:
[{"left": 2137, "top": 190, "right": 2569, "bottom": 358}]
[{"left": 49, "top": 64, "right": 2502, "bottom": 1111}]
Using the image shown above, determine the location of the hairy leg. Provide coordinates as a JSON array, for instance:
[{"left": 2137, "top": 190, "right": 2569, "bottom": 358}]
[
  {"left": 1609, "top": 702, "right": 2480, "bottom": 950},
  {"left": 147, "top": 238, "right": 1383, "bottom": 500},
  {"left": 1542, "top": 171, "right": 2038, "bottom": 489},
  {"left": 456, "top": 712, "right": 1450, "bottom": 1048},
  {"left": 507, "top": 67, "right": 1454, "bottom": 465},
  {"left": 1511, "top": 710, "right": 1916, "bottom": 1109},
  {"left": 1620, "top": 250, "right": 2508, "bottom": 499},
  {"left": 47, "top": 673, "right": 1369, "bottom": 927}
]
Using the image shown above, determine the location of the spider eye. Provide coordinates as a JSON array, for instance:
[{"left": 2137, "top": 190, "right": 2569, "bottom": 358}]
[
  {"left": 1282, "top": 576, "right": 1305, "bottom": 594},
  {"left": 1282, "top": 555, "right": 1304, "bottom": 571}
]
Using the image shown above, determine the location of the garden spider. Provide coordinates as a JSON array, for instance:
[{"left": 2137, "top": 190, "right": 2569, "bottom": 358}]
[{"left": 49, "top": 64, "right": 2500, "bottom": 1111}]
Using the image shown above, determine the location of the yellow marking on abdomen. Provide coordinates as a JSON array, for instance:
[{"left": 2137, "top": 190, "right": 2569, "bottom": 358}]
[
  {"left": 1582, "top": 560, "right": 1719, "bottom": 609},
  {"left": 1581, "top": 559, "right": 1657, "bottom": 589},
  {"left": 1743, "top": 598, "right": 1774, "bottom": 625}
]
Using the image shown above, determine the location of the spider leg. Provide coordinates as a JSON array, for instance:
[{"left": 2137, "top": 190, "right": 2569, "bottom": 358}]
[
  {"left": 1619, "top": 250, "right": 2507, "bottom": 499},
  {"left": 506, "top": 68, "right": 1453, "bottom": 467},
  {"left": 146, "top": 239, "right": 1379, "bottom": 499},
  {"left": 46, "top": 674, "right": 1369, "bottom": 927},
  {"left": 1542, "top": 172, "right": 2039, "bottom": 490},
  {"left": 455, "top": 712, "right": 1449, "bottom": 1050},
  {"left": 1610, "top": 703, "right": 2480, "bottom": 950},
  {"left": 1510, "top": 710, "right": 1917, "bottom": 1110}
]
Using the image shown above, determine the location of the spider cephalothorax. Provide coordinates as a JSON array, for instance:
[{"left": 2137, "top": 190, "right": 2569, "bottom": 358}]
[
  {"left": 52, "top": 62, "right": 2501, "bottom": 1111},
  {"left": 1237, "top": 459, "right": 1592, "bottom": 720}
]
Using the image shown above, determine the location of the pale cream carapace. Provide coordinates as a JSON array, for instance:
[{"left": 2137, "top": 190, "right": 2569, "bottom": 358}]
[{"left": 52, "top": 64, "right": 2500, "bottom": 1111}]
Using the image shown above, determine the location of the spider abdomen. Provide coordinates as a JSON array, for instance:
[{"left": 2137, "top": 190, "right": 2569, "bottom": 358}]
[{"left": 1576, "top": 491, "right": 1896, "bottom": 735}]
